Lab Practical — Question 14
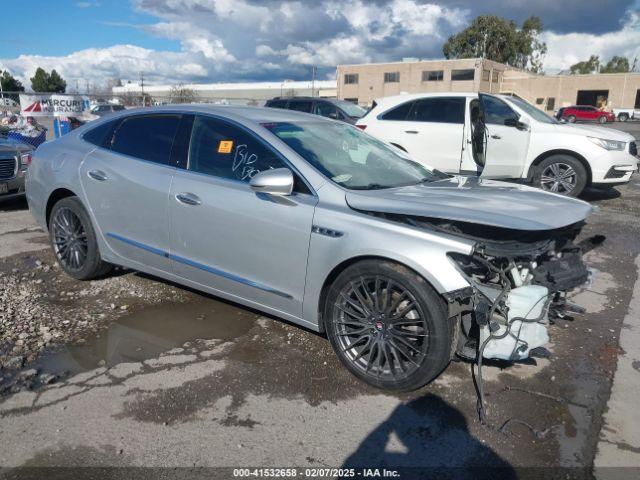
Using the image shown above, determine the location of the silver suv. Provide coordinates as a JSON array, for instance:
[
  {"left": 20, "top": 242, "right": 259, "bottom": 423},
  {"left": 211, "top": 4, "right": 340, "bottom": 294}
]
[{"left": 27, "top": 106, "right": 594, "bottom": 390}]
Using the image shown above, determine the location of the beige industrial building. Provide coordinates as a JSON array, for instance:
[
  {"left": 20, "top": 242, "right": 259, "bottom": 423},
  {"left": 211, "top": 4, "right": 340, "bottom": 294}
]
[{"left": 337, "top": 58, "right": 640, "bottom": 112}]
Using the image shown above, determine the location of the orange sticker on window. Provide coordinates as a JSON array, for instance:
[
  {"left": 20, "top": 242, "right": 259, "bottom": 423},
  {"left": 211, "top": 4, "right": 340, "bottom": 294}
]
[{"left": 218, "top": 140, "right": 234, "bottom": 154}]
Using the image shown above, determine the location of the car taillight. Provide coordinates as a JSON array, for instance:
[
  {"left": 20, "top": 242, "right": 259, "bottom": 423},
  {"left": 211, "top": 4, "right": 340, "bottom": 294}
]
[
  {"left": 356, "top": 124, "right": 367, "bottom": 130},
  {"left": 20, "top": 153, "right": 32, "bottom": 169}
]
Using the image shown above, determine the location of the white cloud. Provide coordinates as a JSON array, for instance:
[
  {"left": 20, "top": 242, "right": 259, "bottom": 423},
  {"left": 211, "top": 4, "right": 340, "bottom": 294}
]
[
  {"left": 1, "top": 0, "right": 639, "bottom": 88},
  {"left": 541, "top": 13, "right": 640, "bottom": 72}
]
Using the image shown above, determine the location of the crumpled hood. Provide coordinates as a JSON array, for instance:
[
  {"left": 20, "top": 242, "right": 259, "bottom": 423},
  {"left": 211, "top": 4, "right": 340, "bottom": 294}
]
[
  {"left": 556, "top": 123, "right": 635, "bottom": 142},
  {"left": 345, "top": 176, "right": 593, "bottom": 231}
]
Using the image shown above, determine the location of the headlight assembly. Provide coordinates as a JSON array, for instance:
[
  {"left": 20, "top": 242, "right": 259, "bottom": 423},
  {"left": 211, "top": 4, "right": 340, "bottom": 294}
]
[{"left": 587, "top": 137, "right": 626, "bottom": 151}]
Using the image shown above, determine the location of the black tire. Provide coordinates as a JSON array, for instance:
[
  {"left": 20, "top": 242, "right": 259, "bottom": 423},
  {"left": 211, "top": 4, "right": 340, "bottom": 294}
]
[
  {"left": 533, "top": 155, "right": 588, "bottom": 197},
  {"left": 567, "top": 115, "right": 576, "bottom": 123},
  {"left": 48, "top": 196, "right": 112, "bottom": 280},
  {"left": 324, "top": 260, "right": 451, "bottom": 391},
  {"left": 618, "top": 113, "right": 629, "bottom": 122},
  {"left": 598, "top": 115, "right": 607, "bottom": 124}
]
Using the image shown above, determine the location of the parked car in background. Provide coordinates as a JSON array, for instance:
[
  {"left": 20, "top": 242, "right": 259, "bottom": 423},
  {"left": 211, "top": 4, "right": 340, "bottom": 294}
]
[
  {"left": 265, "top": 97, "right": 367, "bottom": 124},
  {"left": 559, "top": 105, "right": 615, "bottom": 124},
  {"left": 89, "top": 103, "right": 125, "bottom": 117},
  {"left": 0, "top": 136, "right": 33, "bottom": 200},
  {"left": 27, "top": 105, "right": 594, "bottom": 390},
  {"left": 612, "top": 107, "right": 640, "bottom": 122},
  {"left": 356, "top": 93, "right": 638, "bottom": 197}
]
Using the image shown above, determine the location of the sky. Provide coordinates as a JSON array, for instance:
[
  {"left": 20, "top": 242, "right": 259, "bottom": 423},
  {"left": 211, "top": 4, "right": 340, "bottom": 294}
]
[{"left": 1, "top": 0, "right": 639, "bottom": 91}]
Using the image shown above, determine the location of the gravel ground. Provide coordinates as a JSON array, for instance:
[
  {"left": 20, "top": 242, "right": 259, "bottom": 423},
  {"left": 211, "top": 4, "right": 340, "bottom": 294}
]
[{"left": 0, "top": 134, "right": 638, "bottom": 477}]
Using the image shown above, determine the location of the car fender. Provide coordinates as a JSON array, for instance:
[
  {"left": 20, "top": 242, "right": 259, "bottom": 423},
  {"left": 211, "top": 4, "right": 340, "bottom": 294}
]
[{"left": 302, "top": 205, "right": 474, "bottom": 326}]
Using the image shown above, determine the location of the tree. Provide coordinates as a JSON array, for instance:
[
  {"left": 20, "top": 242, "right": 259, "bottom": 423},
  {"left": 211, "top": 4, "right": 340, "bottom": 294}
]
[
  {"left": 168, "top": 84, "right": 198, "bottom": 104},
  {"left": 30, "top": 67, "right": 67, "bottom": 93},
  {"left": 601, "top": 56, "right": 630, "bottom": 73},
  {"left": 569, "top": 55, "right": 600, "bottom": 74},
  {"left": 442, "top": 15, "right": 547, "bottom": 73},
  {"left": 0, "top": 70, "right": 25, "bottom": 102}
]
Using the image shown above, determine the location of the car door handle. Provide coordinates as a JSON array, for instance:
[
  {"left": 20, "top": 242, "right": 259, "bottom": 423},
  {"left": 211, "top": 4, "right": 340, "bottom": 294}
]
[
  {"left": 87, "top": 170, "right": 108, "bottom": 181},
  {"left": 405, "top": 130, "right": 419, "bottom": 134},
  {"left": 175, "top": 192, "right": 202, "bottom": 206},
  {"left": 490, "top": 134, "right": 502, "bottom": 140}
]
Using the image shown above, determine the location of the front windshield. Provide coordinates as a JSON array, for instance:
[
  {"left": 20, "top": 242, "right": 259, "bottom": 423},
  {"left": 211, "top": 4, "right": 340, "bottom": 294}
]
[
  {"left": 507, "top": 96, "right": 558, "bottom": 124},
  {"left": 263, "top": 121, "right": 440, "bottom": 190},
  {"left": 334, "top": 100, "right": 367, "bottom": 118}
]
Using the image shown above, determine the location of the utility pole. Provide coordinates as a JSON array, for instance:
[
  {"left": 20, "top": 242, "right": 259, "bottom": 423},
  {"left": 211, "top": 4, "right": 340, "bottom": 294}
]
[
  {"left": 140, "top": 71, "right": 145, "bottom": 106},
  {"left": 311, "top": 66, "right": 316, "bottom": 98}
]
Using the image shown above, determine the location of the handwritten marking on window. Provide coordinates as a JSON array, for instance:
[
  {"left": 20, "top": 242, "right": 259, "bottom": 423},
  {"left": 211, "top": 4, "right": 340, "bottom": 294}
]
[{"left": 232, "top": 144, "right": 261, "bottom": 180}]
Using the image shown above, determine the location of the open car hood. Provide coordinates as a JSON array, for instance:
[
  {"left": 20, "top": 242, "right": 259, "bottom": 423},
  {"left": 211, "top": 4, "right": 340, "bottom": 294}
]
[{"left": 345, "top": 176, "right": 592, "bottom": 231}]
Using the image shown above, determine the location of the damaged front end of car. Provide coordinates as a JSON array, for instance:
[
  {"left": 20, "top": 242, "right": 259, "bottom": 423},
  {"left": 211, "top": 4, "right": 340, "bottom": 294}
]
[{"left": 374, "top": 212, "right": 603, "bottom": 363}]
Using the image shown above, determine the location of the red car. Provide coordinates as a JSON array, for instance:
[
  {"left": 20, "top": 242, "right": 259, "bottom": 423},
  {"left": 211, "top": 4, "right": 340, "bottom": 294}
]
[{"left": 559, "top": 105, "right": 615, "bottom": 124}]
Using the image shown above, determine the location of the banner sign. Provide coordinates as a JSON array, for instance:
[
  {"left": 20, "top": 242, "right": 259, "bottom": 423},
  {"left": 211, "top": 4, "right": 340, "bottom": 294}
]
[{"left": 19, "top": 94, "right": 90, "bottom": 117}]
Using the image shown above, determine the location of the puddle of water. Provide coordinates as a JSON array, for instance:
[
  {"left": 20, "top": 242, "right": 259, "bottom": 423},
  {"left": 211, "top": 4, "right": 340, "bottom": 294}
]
[{"left": 34, "top": 299, "right": 258, "bottom": 376}]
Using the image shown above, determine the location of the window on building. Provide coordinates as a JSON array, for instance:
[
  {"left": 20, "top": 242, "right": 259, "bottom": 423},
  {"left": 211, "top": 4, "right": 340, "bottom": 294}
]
[
  {"left": 384, "top": 72, "right": 400, "bottom": 83},
  {"left": 344, "top": 73, "right": 359, "bottom": 85},
  {"left": 188, "top": 116, "right": 286, "bottom": 182},
  {"left": 482, "top": 70, "right": 490, "bottom": 81},
  {"left": 344, "top": 98, "right": 359, "bottom": 104},
  {"left": 492, "top": 71, "right": 500, "bottom": 83},
  {"left": 422, "top": 70, "right": 444, "bottom": 82},
  {"left": 411, "top": 97, "right": 465, "bottom": 124},
  {"left": 111, "top": 115, "right": 181, "bottom": 165},
  {"left": 546, "top": 98, "right": 556, "bottom": 111},
  {"left": 451, "top": 69, "right": 475, "bottom": 81},
  {"left": 380, "top": 101, "right": 415, "bottom": 121},
  {"left": 535, "top": 98, "right": 544, "bottom": 105}
]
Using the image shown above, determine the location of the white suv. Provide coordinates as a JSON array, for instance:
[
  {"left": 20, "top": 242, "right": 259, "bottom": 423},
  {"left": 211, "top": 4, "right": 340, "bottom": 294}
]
[{"left": 356, "top": 93, "right": 639, "bottom": 197}]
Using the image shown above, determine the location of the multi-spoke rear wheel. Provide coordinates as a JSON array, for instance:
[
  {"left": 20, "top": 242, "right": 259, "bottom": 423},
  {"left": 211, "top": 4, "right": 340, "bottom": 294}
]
[
  {"left": 52, "top": 207, "right": 88, "bottom": 272},
  {"left": 533, "top": 155, "right": 587, "bottom": 198},
  {"left": 325, "top": 260, "right": 451, "bottom": 391},
  {"left": 48, "top": 196, "right": 111, "bottom": 280}
]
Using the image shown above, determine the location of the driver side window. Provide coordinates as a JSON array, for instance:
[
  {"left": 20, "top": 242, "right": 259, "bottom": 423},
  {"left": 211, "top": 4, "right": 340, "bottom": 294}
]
[
  {"left": 188, "top": 116, "right": 285, "bottom": 182},
  {"left": 482, "top": 96, "right": 518, "bottom": 125}
]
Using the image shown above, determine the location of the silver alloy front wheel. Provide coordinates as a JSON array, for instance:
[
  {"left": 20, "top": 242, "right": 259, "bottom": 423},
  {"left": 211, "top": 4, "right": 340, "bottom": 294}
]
[
  {"left": 539, "top": 162, "right": 577, "bottom": 194},
  {"left": 52, "top": 207, "right": 89, "bottom": 272}
]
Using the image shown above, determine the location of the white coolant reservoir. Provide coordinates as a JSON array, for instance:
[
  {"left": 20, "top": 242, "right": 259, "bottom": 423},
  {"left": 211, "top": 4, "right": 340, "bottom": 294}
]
[{"left": 480, "top": 285, "right": 550, "bottom": 361}]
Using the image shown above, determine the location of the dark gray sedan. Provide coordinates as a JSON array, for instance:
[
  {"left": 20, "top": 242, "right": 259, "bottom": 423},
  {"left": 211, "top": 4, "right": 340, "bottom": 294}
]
[{"left": 0, "top": 137, "right": 33, "bottom": 201}]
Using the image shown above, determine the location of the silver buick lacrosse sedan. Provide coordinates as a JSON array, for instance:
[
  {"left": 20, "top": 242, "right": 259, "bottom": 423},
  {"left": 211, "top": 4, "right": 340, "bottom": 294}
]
[{"left": 27, "top": 105, "right": 595, "bottom": 391}]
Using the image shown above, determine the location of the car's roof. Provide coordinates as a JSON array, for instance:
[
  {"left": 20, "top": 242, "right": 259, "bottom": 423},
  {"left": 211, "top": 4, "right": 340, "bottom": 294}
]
[
  {"left": 104, "top": 104, "right": 327, "bottom": 126},
  {"left": 372, "top": 92, "right": 477, "bottom": 109}
]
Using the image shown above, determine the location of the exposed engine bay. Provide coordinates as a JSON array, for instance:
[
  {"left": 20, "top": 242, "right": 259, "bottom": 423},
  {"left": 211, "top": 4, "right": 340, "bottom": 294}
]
[
  {"left": 370, "top": 212, "right": 603, "bottom": 363},
  {"left": 372, "top": 212, "right": 604, "bottom": 424}
]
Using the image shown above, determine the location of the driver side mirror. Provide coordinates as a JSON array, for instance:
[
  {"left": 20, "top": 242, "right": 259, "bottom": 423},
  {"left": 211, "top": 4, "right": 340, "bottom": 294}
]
[
  {"left": 249, "top": 168, "right": 294, "bottom": 196},
  {"left": 504, "top": 117, "right": 529, "bottom": 131},
  {"left": 328, "top": 112, "right": 339, "bottom": 120}
]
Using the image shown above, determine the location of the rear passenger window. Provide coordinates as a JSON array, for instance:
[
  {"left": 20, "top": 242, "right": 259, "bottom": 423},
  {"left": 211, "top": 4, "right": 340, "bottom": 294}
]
[
  {"left": 411, "top": 97, "right": 465, "bottom": 124},
  {"left": 380, "top": 101, "right": 414, "bottom": 121},
  {"left": 288, "top": 101, "right": 313, "bottom": 113},
  {"left": 111, "top": 115, "right": 181, "bottom": 165},
  {"left": 267, "top": 100, "right": 287, "bottom": 109},
  {"left": 188, "top": 116, "right": 286, "bottom": 182},
  {"left": 83, "top": 119, "right": 119, "bottom": 148}
]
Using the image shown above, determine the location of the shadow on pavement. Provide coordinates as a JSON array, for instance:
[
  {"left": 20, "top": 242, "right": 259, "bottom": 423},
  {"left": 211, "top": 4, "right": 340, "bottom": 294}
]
[
  {"left": 342, "top": 394, "right": 517, "bottom": 480},
  {"left": 580, "top": 186, "right": 622, "bottom": 202},
  {"left": 0, "top": 196, "right": 28, "bottom": 212}
]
